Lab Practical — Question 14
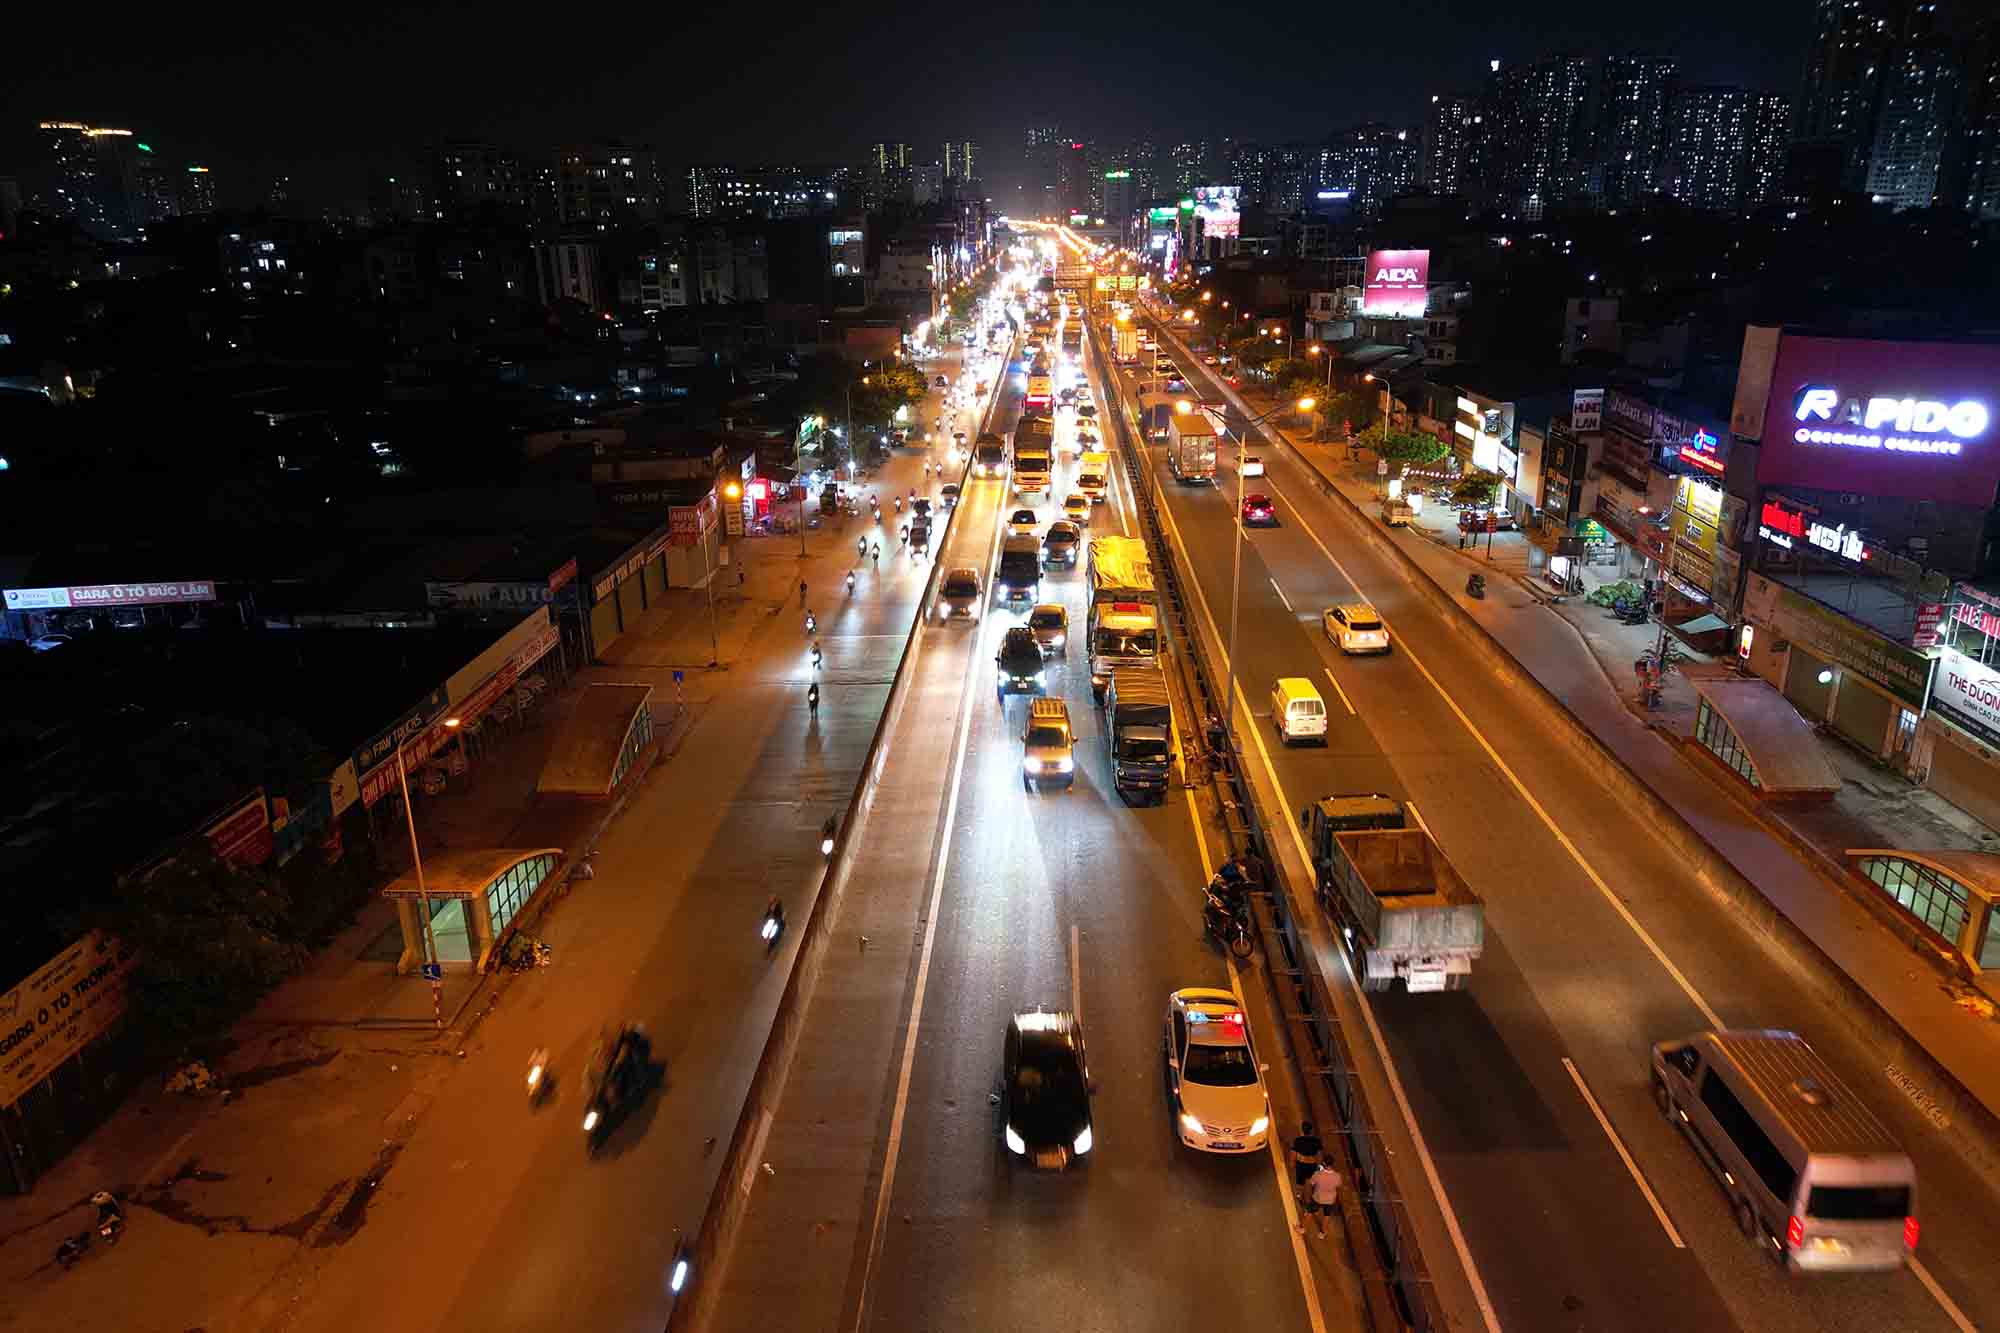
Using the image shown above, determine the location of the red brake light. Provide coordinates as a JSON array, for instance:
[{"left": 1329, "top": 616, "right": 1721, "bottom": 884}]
[
  {"left": 1111, "top": 601, "right": 1142, "bottom": 612},
  {"left": 1904, "top": 1215, "right": 1920, "bottom": 1249},
  {"left": 1785, "top": 1215, "right": 1803, "bottom": 1249}
]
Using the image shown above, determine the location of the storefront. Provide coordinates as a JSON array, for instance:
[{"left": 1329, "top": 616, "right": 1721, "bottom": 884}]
[
  {"left": 1918, "top": 586, "right": 2000, "bottom": 828},
  {"left": 1740, "top": 573, "right": 1933, "bottom": 761}
]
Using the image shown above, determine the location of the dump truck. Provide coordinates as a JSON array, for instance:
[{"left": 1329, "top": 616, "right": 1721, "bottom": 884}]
[
  {"left": 1299, "top": 794, "right": 1484, "bottom": 993},
  {"left": 1085, "top": 535, "right": 1159, "bottom": 701},
  {"left": 1167, "top": 407, "right": 1219, "bottom": 483},
  {"left": 1105, "top": 667, "right": 1173, "bottom": 804}
]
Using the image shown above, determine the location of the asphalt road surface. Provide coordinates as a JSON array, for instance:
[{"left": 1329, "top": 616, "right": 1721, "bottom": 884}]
[{"left": 1117, "top": 309, "right": 1995, "bottom": 1333}]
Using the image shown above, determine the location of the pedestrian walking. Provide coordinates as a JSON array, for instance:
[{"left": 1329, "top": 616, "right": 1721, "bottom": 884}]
[
  {"left": 800, "top": 578, "right": 808, "bottom": 605},
  {"left": 1288, "top": 1120, "right": 1323, "bottom": 1206},
  {"left": 1302, "top": 1162, "right": 1342, "bottom": 1239}
]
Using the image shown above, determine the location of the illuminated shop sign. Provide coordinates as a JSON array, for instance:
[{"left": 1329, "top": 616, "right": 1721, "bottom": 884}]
[
  {"left": 1793, "top": 387, "right": 1989, "bottom": 456},
  {"left": 1757, "top": 498, "right": 1804, "bottom": 548}
]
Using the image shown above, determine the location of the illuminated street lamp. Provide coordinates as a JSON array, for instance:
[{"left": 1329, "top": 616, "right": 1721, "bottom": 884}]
[
  {"left": 1217, "top": 398, "right": 1315, "bottom": 746},
  {"left": 396, "top": 715, "right": 461, "bottom": 1026}
]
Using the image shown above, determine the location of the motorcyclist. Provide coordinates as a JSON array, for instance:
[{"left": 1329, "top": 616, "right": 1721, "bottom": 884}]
[{"left": 91, "top": 1191, "right": 123, "bottom": 1234}]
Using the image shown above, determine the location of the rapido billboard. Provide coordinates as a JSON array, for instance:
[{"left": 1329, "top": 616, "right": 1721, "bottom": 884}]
[
  {"left": 1756, "top": 334, "right": 2000, "bottom": 504},
  {"left": 1362, "top": 249, "right": 1430, "bottom": 318}
]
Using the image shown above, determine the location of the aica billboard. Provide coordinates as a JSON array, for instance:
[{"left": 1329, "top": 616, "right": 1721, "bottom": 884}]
[
  {"left": 1755, "top": 335, "right": 2000, "bottom": 504},
  {"left": 1361, "top": 249, "right": 1430, "bottom": 318}
]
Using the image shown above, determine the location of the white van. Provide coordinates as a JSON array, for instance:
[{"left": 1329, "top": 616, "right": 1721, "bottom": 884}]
[
  {"left": 1077, "top": 451, "right": 1110, "bottom": 504},
  {"left": 1270, "top": 677, "right": 1328, "bottom": 745},
  {"left": 1652, "top": 1029, "right": 1917, "bottom": 1272}
]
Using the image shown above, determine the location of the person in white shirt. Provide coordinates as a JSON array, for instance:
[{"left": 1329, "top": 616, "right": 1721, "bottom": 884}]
[{"left": 1303, "top": 1162, "right": 1342, "bottom": 1240}]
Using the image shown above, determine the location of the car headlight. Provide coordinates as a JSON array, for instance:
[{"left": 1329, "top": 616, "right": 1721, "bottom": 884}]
[
  {"left": 1051, "top": 756, "right": 1073, "bottom": 772},
  {"left": 1180, "top": 1112, "right": 1205, "bottom": 1136},
  {"left": 1073, "top": 1125, "right": 1093, "bottom": 1155},
  {"left": 1023, "top": 757, "right": 1042, "bottom": 773},
  {"left": 1005, "top": 1125, "right": 1026, "bottom": 1155},
  {"left": 1250, "top": 1115, "right": 1269, "bottom": 1136}
]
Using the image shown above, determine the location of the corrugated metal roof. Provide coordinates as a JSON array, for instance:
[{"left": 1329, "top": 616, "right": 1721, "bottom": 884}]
[
  {"left": 1688, "top": 676, "right": 1842, "bottom": 796},
  {"left": 1709, "top": 1030, "right": 1901, "bottom": 1155}
]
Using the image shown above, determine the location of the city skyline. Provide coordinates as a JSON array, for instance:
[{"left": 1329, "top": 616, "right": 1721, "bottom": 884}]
[{"left": 3, "top": 1, "right": 1832, "bottom": 211}]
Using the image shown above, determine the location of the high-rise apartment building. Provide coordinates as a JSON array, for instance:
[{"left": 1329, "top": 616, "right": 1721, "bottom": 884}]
[
  {"left": 1595, "top": 55, "right": 1678, "bottom": 207},
  {"left": 943, "top": 141, "right": 978, "bottom": 183},
  {"left": 1167, "top": 141, "right": 1210, "bottom": 196},
  {"left": 868, "top": 142, "right": 915, "bottom": 207},
  {"left": 689, "top": 165, "right": 839, "bottom": 219},
  {"left": 1320, "top": 125, "right": 1420, "bottom": 217},
  {"left": 1865, "top": 32, "right": 1961, "bottom": 209},
  {"left": 134, "top": 144, "right": 179, "bottom": 226},
  {"left": 33, "top": 121, "right": 142, "bottom": 237},
  {"left": 1793, "top": 0, "right": 1935, "bottom": 192},
  {"left": 1966, "top": 18, "right": 2000, "bottom": 219},
  {"left": 436, "top": 141, "right": 526, "bottom": 220},
  {"left": 1422, "top": 94, "right": 1487, "bottom": 199},
  {"left": 1056, "top": 139, "right": 1090, "bottom": 215},
  {"left": 180, "top": 165, "right": 215, "bottom": 216},
  {"left": 1025, "top": 126, "right": 1065, "bottom": 216},
  {"left": 556, "top": 142, "right": 661, "bottom": 229},
  {"left": 1487, "top": 55, "right": 1596, "bottom": 217},
  {"left": 1662, "top": 87, "right": 1792, "bottom": 212}
]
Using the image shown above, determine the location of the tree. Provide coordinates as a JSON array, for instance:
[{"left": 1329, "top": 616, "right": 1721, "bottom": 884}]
[
  {"left": 948, "top": 287, "right": 978, "bottom": 324},
  {"left": 1374, "top": 431, "right": 1450, "bottom": 469},
  {"left": 89, "top": 841, "right": 300, "bottom": 1055},
  {"left": 1324, "top": 387, "right": 1378, "bottom": 434},
  {"left": 1270, "top": 357, "right": 1323, "bottom": 402},
  {"left": 122, "top": 715, "right": 334, "bottom": 832},
  {"left": 1452, "top": 470, "right": 1503, "bottom": 507}
]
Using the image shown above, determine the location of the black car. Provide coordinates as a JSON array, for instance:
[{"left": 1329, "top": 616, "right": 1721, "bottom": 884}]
[
  {"left": 1000, "top": 1009, "right": 1094, "bottom": 1170},
  {"left": 996, "top": 626, "right": 1045, "bottom": 700}
]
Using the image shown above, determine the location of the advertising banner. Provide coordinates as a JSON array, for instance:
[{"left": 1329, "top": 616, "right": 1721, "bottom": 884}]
[
  {"left": 203, "top": 789, "right": 274, "bottom": 868},
  {"left": 1933, "top": 648, "right": 2000, "bottom": 749},
  {"left": 4, "top": 580, "right": 215, "bottom": 612},
  {"left": 1361, "top": 249, "right": 1430, "bottom": 318},
  {"left": 1754, "top": 335, "right": 2000, "bottom": 503},
  {"left": 1571, "top": 389, "right": 1603, "bottom": 432},
  {"left": 1193, "top": 186, "right": 1240, "bottom": 240},
  {"left": 0, "top": 933, "right": 138, "bottom": 1111},
  {"left": 1749, "top": 574, "right": 1936, "bottom": 708}
]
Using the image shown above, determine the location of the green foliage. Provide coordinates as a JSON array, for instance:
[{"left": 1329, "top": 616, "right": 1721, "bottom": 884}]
[
  {"left": 1374, "top": 432, "right": 1450, "bottom": 468},
  {"left": 948, "top": 287, "right": 978, "bottom": 323},
  {"left": 1325, "top": 387, "right": 1378, "bottom": 432},
  {"left": 1270, "top": 358, "right": 1323, "bottom": 401},
  {"left": 1452, "top": 470, "right": 1503, "bottom": 507}
]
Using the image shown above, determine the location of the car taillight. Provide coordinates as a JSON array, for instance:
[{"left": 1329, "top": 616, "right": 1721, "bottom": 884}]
[
  {"left": 1784, "top": 1215, "right": 1803, "bottom": 1249},
  {"left": 1904, "top": 1215, "right": 1920, "bottom": 1249}
]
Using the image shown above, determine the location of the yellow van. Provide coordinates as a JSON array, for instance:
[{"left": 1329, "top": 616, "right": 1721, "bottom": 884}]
[{"left": 1270, "top": 677, "right": 1328, "bottom": 745}]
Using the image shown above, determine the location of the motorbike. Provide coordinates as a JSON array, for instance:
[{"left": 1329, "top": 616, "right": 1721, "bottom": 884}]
[
  {"left": 804, "top": 611, "right": 818, "bottom": 636},
  {"left": 811, "top": 642, "right": 823, "bottom": 670},
  {"left": 56, "top": 1195, "right": 123, "bottom": 1270},
  {"left": 894, "top": 496, "right": 904, "bottom": 514},
  {"left": 857, "top": 536, "right": 868, "bottom": 558},
  {"left": 502, "top": 935, "right": 552, "bottom": 972},
  {"left": 527, "top": 1048, "right": 551, "bottom": 1105},
  {"left": 582, "top": 1027, "right": 658, "bottom": 1152},
  {"left": 845, "top": 570, "right": 857, "bottom": 595},
  {"left": 1465, "top": 573, "right": 1486, "bottom": 600},
  {"left": 820, "top": 816, "right": 838, "bottom": 857},
  {"left": 1203, "top": 889, "right": 1254, "bottom": 959},
  {"left": 760, "top": 900, "right": 787, "bottom": 954}
]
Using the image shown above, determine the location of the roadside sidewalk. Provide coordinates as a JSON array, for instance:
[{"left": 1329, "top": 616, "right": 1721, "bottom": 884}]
[
  {"left": 1153, "top": 323, "right": 2000, "bottom": 1153},
  {"left": 0, "top": 353, "right": 985, "bottom": 1333}
]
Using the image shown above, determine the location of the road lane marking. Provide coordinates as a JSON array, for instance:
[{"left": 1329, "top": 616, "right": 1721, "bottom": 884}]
[
  {"left": 1910, "top": 1257, "right": 1978, "bottom": 1333},
  {"left": 1560, "top": 1057, "right": 1684, "bottom": 1248},
  {"left": 1148, "top": 452, "right": 1502, "bottom": 1333},
  {"left": 1321, "top": 667, "right": 1356, "bottom": 716},
  {"left": 1184, "top": 790, "right": 1329, "bottom": 1333},
  {"left": 1255, "top": 459, "right": 1726, "bottom": 1032},
  {"left": 1270, "top": 577, "right": 1293, "bottom": 613},
  {"left": 851, "top": 406, "right": 1012, "bottom": 1333}
]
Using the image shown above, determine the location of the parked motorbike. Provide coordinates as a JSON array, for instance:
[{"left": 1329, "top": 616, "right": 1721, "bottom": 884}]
[
  {"left": 56, "top": 1194, "right": 123, "bottom": 1270},
  {"left": 503, "top": 935, "right": 552, "bottom": 972},
  {"left": 1203, "top": 889, "right": 1255, "bottom": 959},
  {"left": 1465, "top": 572, "right": 1487, "bottom": 600}
]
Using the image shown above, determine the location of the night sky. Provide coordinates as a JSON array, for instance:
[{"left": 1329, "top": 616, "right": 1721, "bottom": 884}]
[{"left": 5, "top": 0, "right": 1813, "bottom": 210}]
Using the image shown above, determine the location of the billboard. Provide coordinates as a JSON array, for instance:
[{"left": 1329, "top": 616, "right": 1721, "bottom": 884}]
[
  {"left": 1755, "top": 335, "right": 2000, "bottom": 504},
  {"left": 1362, "top": 249, "right": 1430, "bottom": 317},
  {"left": 3, "top": 579, "right": 215, "bottom": 612},
  {"left": 0, "top": 933, "right": 139, "bottom": 1111},
  {"left": 1193, "top": 185, "right": 1239, "bottom": 240}
]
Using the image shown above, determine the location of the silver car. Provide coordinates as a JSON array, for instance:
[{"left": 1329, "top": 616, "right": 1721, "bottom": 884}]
[
  {"left": 1027, "top": 603, "right": 1069, "bottom": 657},
  {"left": 935, "top": 567, "right": 983, "bottom": 621}
]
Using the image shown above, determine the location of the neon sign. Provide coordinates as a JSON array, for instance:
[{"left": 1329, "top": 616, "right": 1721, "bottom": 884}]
[{"left": 1793, "top": 386, "right": 1989, "bottom": 456}]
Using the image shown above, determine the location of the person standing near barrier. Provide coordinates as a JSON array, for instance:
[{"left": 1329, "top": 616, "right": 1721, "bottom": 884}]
[{"left": 1288, "top": 1120, "right": 1323, "bottom": 1210}]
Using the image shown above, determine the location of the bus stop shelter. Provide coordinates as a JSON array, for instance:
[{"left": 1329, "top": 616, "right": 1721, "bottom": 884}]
[
  {"left": 537, "top": 682, "right": 657, "bottom": 799},
  {"left": 382, "top": 847, "right": 564, "bottom": 975},
  {"left": 1687, "top": 675, "right": 1841, "bottom": 800}
]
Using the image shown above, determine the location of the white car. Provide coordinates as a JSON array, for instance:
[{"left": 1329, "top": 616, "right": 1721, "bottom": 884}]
[
  {"left": 1007, "top": 507, "right": 1040, "bottom": 536},
  {"left": 1240, "top": 455, "right": 1265, "bottom": 477},
  {"left": 1165, "top": 989, "right": 1270, "bottom": 1153},
  {"left": 1062, "top": 493, "right": 1091, "bottom": 525},
  {"left": 1323, "top": 602, "right": 1391, "bottom": 654}
]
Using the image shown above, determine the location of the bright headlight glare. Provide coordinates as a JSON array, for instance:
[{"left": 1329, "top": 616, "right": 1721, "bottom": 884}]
[
  {"left": 1250, "top": 1115, "right": 1269, "bottom": 1136},
  {"left": 1005, "top": 1125, "right": 1026, "bottom": 1155},
  {"left": 1073, "top": 1125, "right": 1093, "bottom": 1155},
  {"left": 1180, "top": 1112, "right": 1204, "bottom": 1136}
]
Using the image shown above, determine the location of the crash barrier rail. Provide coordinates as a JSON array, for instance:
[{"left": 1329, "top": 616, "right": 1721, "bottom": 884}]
[
  {"left": 666, "top": 341, "right": 1013, "bottom": 1330},
  {"left": 1154, "top": 314, "right": 2000, "bottom": 1197},
  {"left": 1087, "top": 313, "right": 1437, "bottom": 1332}
]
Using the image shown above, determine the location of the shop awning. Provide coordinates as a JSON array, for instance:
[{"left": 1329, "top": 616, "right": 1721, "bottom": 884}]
[
  {"left": 1674, "top": 614, "right": 1730, "bottom": 637},
  {"left": 1688, "top": 676, "right": 1842, "bottom": 797}
]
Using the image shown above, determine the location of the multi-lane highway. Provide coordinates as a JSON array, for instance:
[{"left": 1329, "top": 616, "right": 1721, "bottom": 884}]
[
  {"left": 710, "top": 278, "right": 1330, "bottom": 1333},
  {"left": 1106, "top": 292, "right": 1997, "bottom": 1333}
]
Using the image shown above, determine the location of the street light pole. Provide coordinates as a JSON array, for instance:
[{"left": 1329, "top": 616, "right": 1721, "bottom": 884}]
[
  {"left": 1215, "top": 397, "right": 1314, "bottom": 744},
  {"left": 395, "top": 716, "right": 459, "bottom": 1028}
]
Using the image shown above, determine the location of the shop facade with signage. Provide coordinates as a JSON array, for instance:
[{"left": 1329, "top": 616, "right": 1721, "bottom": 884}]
[
  {"left": 1739, "top": 573, "right": 1934, "bottom": 761},
  {"left": 1917, "top": 585, "right": 2000, "bottom": 829}
]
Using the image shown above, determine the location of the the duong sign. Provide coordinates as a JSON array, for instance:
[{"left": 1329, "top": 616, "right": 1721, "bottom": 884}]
[
  {"left": 1756, "top": 334, "right": 2000, "bottom": 503},
  {"left": 1934, "top": 647, "right": 2000, "bottom": 750},
  {"left": 1362, "top": 249, "right": 1430, "bottom": 318}
]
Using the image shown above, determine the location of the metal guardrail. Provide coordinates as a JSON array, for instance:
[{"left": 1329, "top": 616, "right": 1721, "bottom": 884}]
[
  {"left": 1091, "top": 310, "right": 1443, "bottom": 1333},
  {"left": 667, "top": 334, "right": 1015, "bottom": 1331}
]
